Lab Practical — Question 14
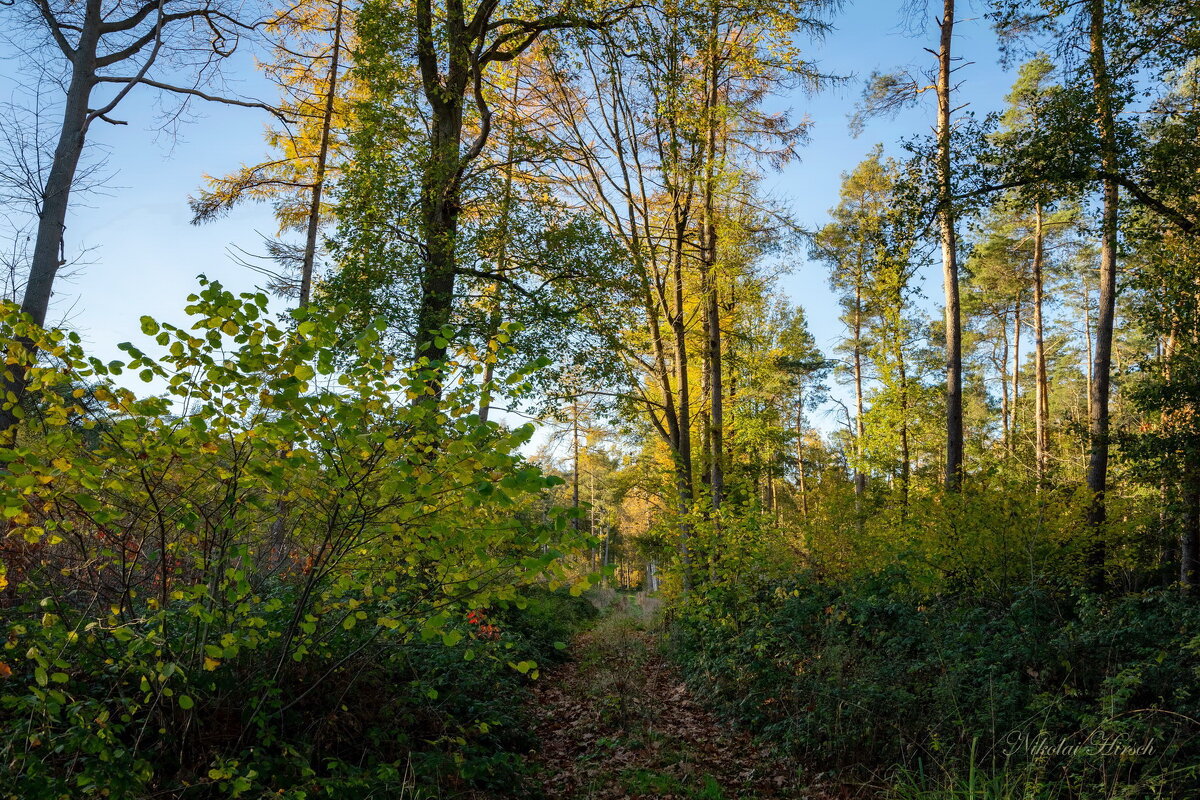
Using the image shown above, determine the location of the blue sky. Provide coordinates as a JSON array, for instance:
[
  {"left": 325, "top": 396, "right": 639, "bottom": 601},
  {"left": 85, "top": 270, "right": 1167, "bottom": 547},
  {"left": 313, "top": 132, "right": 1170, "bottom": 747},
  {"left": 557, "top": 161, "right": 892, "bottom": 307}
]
[
  {"left": 4, "top": 0, "right": 1021, "bottom": 432},
  {"left": 767, "top": 0, "right": 1018, "bottom": 429}
]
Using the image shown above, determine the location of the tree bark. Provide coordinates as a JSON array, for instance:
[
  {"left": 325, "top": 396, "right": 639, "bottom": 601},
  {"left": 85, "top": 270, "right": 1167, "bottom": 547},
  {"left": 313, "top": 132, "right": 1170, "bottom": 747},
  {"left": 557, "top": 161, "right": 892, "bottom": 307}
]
[
  {"left": 796, "top": 393, "right": 809, "bottom": 520},
  {"left": 670, "top": 201, "right": 695, "bottom": 586},
  {"left": 297, "top": 0, "right": 344, "bottom": 308},
  {"left": 1010, "top": 295, "right": 1021, "bottom": 456},
  {"left": 853, "top": 282, "right": 867, "bottom": 497},
  {"left": 265, "top": 0, "right": 346, "bottom": 568},
  {"left": 413, "top": 105, "right": 465, "bottom": 375},
  {"left": 572, "top": 395, "right": 581, "bottom": 531},
  {"left": 895, "top": 320, "right": 911, "bottom": 507},
  {"left": 1000, "top": 314, "right": 1010, "bottom": 450},
  {"left": 702, "top": 6, "right": 724, "bottom": 509},
  {"left": 1085, "top": 0, "right": 1119, "bottom": 591},
  {"left": 0, "top": 15, "right": 99, "bottom": 436},
  {"left": 936, "top": 0, "right": 964, "bottom": 490},
  {"left": 1032, "top": 202, "right": 1049, "bottom": 485}
]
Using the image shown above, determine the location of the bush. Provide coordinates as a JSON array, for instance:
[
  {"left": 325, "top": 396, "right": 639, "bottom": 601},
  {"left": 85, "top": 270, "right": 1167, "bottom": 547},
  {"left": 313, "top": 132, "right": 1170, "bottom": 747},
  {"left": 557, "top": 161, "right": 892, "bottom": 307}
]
[
  {"left": 671, "top": 570, "right": 1200, "bottom": 798},
  {"left": 0, "top": 284, "right": 594, "bottom": 798}
]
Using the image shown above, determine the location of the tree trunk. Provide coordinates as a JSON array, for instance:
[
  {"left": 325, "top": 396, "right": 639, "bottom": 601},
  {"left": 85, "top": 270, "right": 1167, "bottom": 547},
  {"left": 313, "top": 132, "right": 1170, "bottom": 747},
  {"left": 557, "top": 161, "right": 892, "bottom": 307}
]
[
  {"left": 1010, "top": 296, "right": 1021, "bottom": 456},
  {"left": 670, "top": 204, "right": 695, "bottom": 586},
  {"left": 479, "top": 73, "right": 524, "bottom": 424},
  {"left": 936, "top": 0, "right": 964, "bottom": 490},
  {"left": 413, "top": 0, "right": 472, "bottom": 396},
  {"left": 1, "top": 26, "right": 98, "bottom": 436},
  {"left": 1085, "top": 0, "right": 1119, "bottom": 591},
  {"left": 298, "top": 0, "right": 344, "bottom": 308},
  {"left": 266, "top": 0, "right": 346, "bottom": 569},
  {"left": 1033, "top": 202, "right": 1050, "bottom": 485},
  {"left": 853, "top": 283, "right": 867, "bottom": 497},
  {"left": 699, "top": 331, "right": 712, "bottom": 493},
  {"left": 413, "top": 105, "right": 464, "bottom": 378},
  {"left": 1080, "top": 274, "right": 1095, "bottom": 423},
  {"left": 796, "top": 393, "right": 809, "bottom": 520},
  {"left": 896, "top": 331, "right": 911, "bottom": 507},
  {"left": 701, "top": 5, "right": 724, "bottom": 509},
  {"left": 706, "top": 272, "right": 724, "bottom": 507},
  {"left": 1000, "top": 315, "right": 1010, "bottom": 450},
  {"left": 572, "top": 396, "right": 581, "bottom": 532}
]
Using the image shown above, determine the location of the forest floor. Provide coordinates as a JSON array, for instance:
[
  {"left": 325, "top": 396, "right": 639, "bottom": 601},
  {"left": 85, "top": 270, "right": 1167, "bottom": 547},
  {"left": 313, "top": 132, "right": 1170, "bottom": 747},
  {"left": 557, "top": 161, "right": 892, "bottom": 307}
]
[{"left": 521, "top": 594, "right": 858, "bottom": 800}]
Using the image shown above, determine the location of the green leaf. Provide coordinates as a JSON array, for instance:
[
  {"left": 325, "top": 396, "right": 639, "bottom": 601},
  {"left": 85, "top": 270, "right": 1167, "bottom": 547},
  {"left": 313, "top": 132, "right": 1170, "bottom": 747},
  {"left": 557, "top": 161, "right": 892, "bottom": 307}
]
[
  {"left": 73, "top": 494, "right": 102, "bottom": 513},
  {"left": 139, "top": 317, "right": 160, "bottom": 336},
  {"left": 178, "top": 694, "right": 194, "bottom": 710},
  {"left": 293, "top": 364, "right": 315, "bottom": 381}
]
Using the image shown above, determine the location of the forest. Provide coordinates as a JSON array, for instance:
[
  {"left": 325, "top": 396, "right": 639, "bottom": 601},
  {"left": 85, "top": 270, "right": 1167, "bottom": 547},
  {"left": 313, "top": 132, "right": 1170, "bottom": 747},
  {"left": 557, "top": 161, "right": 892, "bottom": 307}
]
[{"left": 2, "top": 0, "right": 1200, "bottom": 796}]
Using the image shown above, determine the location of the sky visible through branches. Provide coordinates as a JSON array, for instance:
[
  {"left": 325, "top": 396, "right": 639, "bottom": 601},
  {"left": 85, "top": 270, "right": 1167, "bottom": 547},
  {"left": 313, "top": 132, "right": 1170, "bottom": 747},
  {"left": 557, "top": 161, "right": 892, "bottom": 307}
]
[{"left": 0, "top": 0, "right": 1013, "bottom": 436}]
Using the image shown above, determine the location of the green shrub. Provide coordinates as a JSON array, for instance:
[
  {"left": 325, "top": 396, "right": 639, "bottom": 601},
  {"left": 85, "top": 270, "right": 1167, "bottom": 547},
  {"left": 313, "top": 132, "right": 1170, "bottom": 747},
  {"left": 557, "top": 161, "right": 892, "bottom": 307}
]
[
  {"left": 671, "top": 571, "right": 1200, "bottom": 798},
  {"left": 0, "top": 286, "right": 594, "bottom": 798}
]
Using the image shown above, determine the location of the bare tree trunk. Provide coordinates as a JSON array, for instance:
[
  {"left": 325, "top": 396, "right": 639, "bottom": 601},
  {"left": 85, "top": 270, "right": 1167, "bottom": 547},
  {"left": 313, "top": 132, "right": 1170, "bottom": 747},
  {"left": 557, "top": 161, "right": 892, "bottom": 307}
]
[
  {"left": 1033, "top": 202, "right": 1050, "bottom": 485},
  {"left": 266, "top": 0, "right": 346, "bottom": 567},
  {"left": 298, "top": 0, "right": 344, "bottom": 308},
  {"left": 705, "top": 271, "right": 724, "bottom": 507},
  {"left": 936, "top": 0, "right": 964, "bottom": 490},
  {"left": 602, "top": 522, "right": 611, "bottom": 585},
  {"left": 572, "top": 395, "right": 581, "bottom": 533},
  {"left": 478, "top": 73, "right": 524, "bottom": 425},
  {"left": 701, "top": 5, "right": 724, "bottom": 509},
  {"left": 796, "top": 393, "right": 809, "bottom": 520},
  {"left": 896, "top": 336, "right": 911, "bottom": 507},
  {"left": 853, "top": 284, "right": 867, "bottom": 498},
  {"left": 1, "top": 19, "right": 98, "bottom": 436},
  {"left": 1085, "top": 0, "right": 1119, "bottom": 591},
  {"left": 1084, "top": 281, "right": 1094, "bottom": 421},
  {"left": 699, "top": 318, "right": 711, "bottom": 500},
  {"left": 1010, "top": 296, "right": 1021, "bottom": 456},
  {"left": 670, "top": 205, "right": 694, "bottom": 587},
  {"left": 1000, "top": 316, "right": 1010, "bottom": 451},
  {"left": 589, "top": 469, "right": 596, "bottom": 569}
]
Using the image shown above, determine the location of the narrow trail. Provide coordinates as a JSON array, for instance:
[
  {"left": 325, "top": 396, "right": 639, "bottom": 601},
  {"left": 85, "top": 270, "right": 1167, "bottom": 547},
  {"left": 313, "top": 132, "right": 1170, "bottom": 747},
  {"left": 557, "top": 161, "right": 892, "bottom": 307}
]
[{"left": 522, "top": 596, "right": 837, "bottom": 800}]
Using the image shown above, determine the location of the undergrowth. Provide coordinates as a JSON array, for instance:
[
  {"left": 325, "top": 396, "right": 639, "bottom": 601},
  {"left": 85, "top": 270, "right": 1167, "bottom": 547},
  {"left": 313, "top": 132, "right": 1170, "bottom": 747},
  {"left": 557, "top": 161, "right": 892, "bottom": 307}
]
[{"left": 671, "top": 569, "right": 1200, "bottom": 799}]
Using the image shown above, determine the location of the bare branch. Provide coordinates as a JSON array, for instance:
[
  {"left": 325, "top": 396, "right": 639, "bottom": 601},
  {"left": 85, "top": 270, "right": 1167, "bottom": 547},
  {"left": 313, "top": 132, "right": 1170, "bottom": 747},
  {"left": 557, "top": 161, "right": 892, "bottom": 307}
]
[
  {"left": 35, "top": 0, "right": 75, "bottom": 57},
  {"left": 95, "top": 76, "right": 291, "bottom": 122}
]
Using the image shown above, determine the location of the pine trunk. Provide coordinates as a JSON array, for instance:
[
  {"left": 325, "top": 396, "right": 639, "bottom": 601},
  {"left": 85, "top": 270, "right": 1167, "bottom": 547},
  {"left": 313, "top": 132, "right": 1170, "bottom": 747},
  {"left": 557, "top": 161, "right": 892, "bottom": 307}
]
[
  {"left": 1033, "top": 202, "right": 1050, "bottom": 485},
  {"left": 936, "top": 0, "right": 963, "bottom": 490}
]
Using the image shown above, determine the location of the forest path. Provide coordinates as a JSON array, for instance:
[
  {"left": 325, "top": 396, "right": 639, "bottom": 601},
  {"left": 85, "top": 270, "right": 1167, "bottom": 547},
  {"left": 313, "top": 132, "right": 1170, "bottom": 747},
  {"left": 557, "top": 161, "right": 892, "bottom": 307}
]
[{"left": 522, "top": 594, "right": 833, "bottom": 800}]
